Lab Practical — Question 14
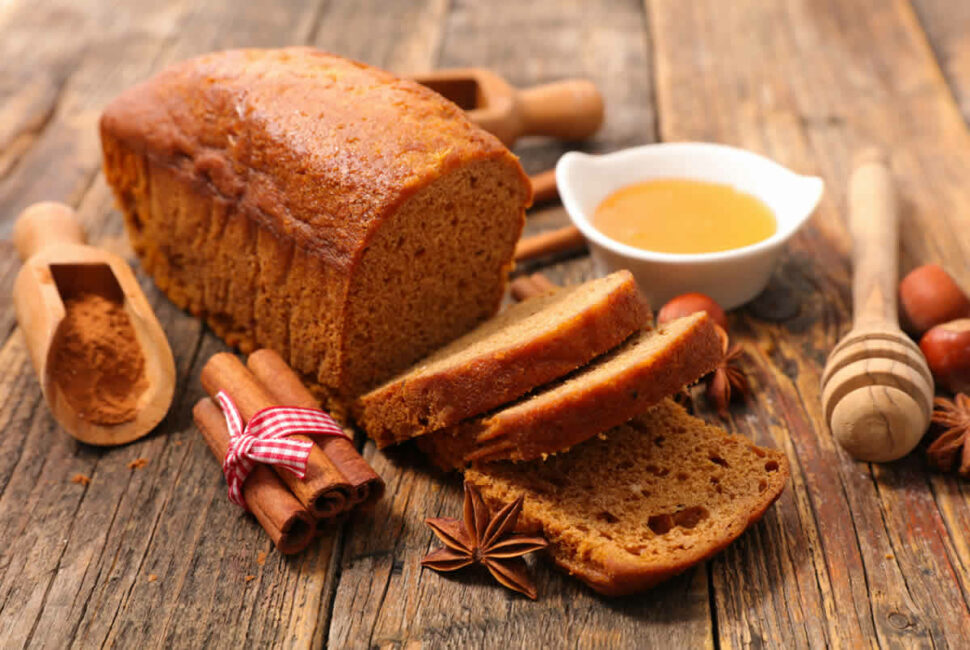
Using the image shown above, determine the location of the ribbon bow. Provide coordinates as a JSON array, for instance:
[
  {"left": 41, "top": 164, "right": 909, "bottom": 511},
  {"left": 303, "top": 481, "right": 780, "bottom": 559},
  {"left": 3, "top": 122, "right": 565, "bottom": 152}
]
[{"left": 216, "top": 390, "right": 348, "bottom": 509}]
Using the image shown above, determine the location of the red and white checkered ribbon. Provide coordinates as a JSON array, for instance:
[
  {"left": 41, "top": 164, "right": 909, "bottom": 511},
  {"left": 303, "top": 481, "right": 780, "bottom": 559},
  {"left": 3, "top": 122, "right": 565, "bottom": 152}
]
[{"left": 215, "top": 390, "right": 349, "bottom": 509}]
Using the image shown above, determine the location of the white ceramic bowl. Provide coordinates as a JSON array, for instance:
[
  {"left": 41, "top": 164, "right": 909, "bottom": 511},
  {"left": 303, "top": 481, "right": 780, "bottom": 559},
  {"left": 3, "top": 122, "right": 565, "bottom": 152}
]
[{"left": 556, "top": 143, "right": 824, "bottom": 310}]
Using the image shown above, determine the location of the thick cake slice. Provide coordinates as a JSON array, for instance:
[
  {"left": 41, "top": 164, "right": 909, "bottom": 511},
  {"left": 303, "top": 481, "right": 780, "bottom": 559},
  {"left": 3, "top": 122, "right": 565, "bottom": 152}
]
[
  {"left": 465, "top": 399, "right": 789, "bottom": 596},
  {"left": 418, "top": 312, "right": 721, "bottom": 468},
  {"left": 358, "top": 271, "right": 650, "bottom": 447}
]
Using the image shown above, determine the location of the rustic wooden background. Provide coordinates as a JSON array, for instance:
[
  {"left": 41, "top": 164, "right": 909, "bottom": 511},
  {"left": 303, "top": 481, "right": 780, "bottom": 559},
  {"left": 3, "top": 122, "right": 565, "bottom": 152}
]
[{"left": 2, "top": 0, "right": 970, "bottom": 647}]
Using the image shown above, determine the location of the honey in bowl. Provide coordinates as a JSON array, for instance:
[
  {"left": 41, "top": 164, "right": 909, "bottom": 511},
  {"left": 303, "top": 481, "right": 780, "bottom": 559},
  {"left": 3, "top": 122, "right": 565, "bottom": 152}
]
[{"left": 592, "top": 179, "right": 776, "bottom": 254}]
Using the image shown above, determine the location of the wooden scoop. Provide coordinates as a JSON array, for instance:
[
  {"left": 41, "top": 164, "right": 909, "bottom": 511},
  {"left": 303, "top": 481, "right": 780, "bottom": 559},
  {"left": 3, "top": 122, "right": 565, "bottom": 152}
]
[
  {"left": 12, "top": 202, "right": 175, "bottom": 445},
  {"left": 413, "top": 68, "right": 604, "bottom": 146},
  {"left": 820, "top": 150, "right": 934, "bottom": 462}
]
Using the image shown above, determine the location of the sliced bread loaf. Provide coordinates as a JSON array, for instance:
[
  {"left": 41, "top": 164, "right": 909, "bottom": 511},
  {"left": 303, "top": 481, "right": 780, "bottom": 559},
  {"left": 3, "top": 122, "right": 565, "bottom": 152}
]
[
  {"left": 465, "top": 399, "right": 789, "bottom": 596},
  {"left": 418, "top": 312, "right": 721, "bottom": 468},
  {"left": 101, "top": 48, "right": 531, "bottom": 413},
  {"left": 357, "top": 270, "right": 650, "bottom": 447}
]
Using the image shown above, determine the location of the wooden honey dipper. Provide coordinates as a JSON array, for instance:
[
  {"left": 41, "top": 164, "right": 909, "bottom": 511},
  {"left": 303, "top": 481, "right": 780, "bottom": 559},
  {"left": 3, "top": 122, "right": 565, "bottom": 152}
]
[{"left": 820, "top": 150, "right": 934, "bottom": 462}]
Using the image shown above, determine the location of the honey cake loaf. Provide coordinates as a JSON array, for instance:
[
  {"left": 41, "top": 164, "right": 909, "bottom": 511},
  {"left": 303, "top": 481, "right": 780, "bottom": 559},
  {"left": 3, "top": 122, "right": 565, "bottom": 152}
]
[
  {"left": 100, "top": 48, "right": 531, "bottom": 414},
  {"left": 419, "top": 312, "right": 721, "bottom": 468},
  {"left": 358, "top": 270, "right": 650, "bottom": 447},
  {"left": 465, "top": 399, "right": 789, "bottom": 596}
]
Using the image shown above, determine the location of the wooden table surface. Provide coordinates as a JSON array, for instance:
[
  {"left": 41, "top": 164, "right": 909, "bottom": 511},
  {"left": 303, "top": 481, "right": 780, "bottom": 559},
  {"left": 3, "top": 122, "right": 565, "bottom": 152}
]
[{"left": 3, "top": 0, "right": 970, "bottom": 647}]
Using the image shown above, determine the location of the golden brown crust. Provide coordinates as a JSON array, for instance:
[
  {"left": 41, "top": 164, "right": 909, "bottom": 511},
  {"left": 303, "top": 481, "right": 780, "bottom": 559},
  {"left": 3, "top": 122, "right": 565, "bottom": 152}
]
[
  {"left": 358, "top": 271, "right": 650, "bottom": 446},
  {"left": 100, "top": 48, "right": 524, "bottom": 271},
  {"left": 466, "top": 400, "right": 790, "bottom": 596},
  {"left": 420, "top": 313, "right": 722, "bottom": 468}
]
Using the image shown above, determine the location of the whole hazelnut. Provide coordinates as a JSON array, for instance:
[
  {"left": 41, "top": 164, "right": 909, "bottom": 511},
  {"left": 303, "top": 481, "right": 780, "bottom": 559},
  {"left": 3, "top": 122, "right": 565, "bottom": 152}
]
[
  {"left": 899, "top": 264, "right": 970, "bottom": 335},
  {"left": 919, "top": 318, "right": 970, "bottom": 394},
  {"left": 657, "top": 293, "right": 728, "bottom": 331}
]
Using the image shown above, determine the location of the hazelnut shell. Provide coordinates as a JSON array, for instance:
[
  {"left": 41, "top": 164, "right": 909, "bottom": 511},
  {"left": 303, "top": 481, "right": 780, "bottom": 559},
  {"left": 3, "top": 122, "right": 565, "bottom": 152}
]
[
  {"left": 919, "top": 318, "right": 970, "bottom": 394},
  {"left": 657, "top": 292, "right": 728, "bottom": 331},
  {"left": 899, "top": 264, "right": 970, "bottom": 335}
]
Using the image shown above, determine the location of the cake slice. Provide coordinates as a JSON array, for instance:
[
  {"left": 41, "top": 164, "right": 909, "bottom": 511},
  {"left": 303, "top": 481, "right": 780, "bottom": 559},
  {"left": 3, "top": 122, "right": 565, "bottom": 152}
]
[
  {"left": 465, "top": 399, "right": 789, "bottom": 596},
  {"left": 418, "top": 312, "right": 721, "bottom": 468},
  {"left": 357, "top": 270, "right": 650, "bottom": 447}
]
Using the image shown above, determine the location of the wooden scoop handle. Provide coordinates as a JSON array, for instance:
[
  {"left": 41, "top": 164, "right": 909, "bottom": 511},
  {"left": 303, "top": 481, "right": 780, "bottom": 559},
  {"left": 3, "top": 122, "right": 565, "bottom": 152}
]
[
  {"left": 13, "top": 202, "right": 86, "bottom": 261},
  {"left": 516, "top": 80, "right": 604, "bottom": 141},
  {"left": 849, "top": 149, "right": 899, "bottom": 330}
]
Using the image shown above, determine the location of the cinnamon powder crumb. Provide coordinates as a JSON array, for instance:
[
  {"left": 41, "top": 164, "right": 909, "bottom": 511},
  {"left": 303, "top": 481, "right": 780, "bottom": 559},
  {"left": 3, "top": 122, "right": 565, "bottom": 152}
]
[
  {"left": 70, "top": 474, "right": 91, "bottom": 486},
  {"left": 147, "top": 574, "right": 158, "bottom": 582},
  {"left": 48, "top": 293, "right": 149, "bottom": 425},
  {"left": 244, "top": 575, "right": 256, "bottom": 582},
  {"left": 128, "top": 458, "right": 149, "bottom": 470},
  {"left": 256, "top": 551, "right": 267, "bottom": 566}
]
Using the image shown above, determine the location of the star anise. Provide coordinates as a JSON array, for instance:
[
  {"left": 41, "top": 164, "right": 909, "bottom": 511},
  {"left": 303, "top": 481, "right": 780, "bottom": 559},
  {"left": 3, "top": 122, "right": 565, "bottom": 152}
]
[
  {"left": 706, "top": 325, "right": 750, "bottom": 419},
  {"left": 927, "top": 394, "right": 970, "bottom": 477},
  {"left": 421, "top": 481, "right": 548, "bottom": 599}
]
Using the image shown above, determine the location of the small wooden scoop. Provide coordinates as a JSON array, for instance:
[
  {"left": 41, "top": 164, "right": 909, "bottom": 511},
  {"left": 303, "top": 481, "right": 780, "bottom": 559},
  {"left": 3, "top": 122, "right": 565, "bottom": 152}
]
[
  {"left": 12, "top": 202, "right": 175, "bottom": 445},
  {"left": 820, "top": 150, "right": 934, "bottom": 462},
  {"left": 413, "top": 68, "right": 604, "bottom": 146}
]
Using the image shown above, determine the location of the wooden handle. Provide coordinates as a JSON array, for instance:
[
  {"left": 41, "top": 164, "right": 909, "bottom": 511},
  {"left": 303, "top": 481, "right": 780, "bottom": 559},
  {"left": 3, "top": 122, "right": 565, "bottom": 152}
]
[
  {"left": 13, "top": 202, "right": 86, "bottom": 261},
  {"left": 516, "top": 80, "right": 604, "bottom": 140},
  {"left": 530, "top": 169, "right": 558, "bottom": 204},
  {"left": 849, "top": 149, "right": 898, "bottom": 329}
]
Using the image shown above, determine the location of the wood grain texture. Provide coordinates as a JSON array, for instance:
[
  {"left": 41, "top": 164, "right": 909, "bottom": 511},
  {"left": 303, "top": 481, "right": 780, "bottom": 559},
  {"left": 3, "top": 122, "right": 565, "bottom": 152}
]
[
  {"left": 648, "top": 0, "right": 970, "bottom": 646},
  {"left": 0, "top": 0, "right": 340, "bottom": 647},
  {"left": 911, "top": 0, "right": 970, "bottom": 123},
  {"left": 2, "top": 0, "right": 970, "bottom": 647}
]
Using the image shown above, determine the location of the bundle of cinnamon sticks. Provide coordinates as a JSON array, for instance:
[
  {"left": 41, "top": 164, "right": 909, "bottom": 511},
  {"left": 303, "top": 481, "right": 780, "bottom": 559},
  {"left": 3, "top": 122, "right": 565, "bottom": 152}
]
[{"left": 194, "top": 349, "right": 383, "bottom": 554}]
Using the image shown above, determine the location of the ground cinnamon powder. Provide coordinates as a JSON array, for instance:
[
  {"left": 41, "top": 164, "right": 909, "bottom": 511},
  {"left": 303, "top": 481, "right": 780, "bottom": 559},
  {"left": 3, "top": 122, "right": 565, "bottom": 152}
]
[{"left": 49, "top": 293, "right": 149, "bottom": 425}]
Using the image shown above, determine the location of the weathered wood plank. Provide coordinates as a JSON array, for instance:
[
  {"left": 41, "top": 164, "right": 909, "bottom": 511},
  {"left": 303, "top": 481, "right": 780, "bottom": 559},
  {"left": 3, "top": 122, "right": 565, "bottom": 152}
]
[
  {"left": 307, "top": 0, "right": 450, "bottom": 76},
  {"left": 4, "top": 0, "right": 970, "bottom": 647},
  {"left": 647, "top": 0, "right": 970, "bottom": 646},
  {"left": 0, "top": 1, "right": 353, "bottom": 647},
  {"left": 911, "top": 0, "right": 970, "bottom": 123}
]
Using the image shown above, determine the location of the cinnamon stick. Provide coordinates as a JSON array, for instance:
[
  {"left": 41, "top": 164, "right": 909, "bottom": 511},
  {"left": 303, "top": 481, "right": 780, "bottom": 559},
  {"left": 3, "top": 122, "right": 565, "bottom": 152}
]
[
  {"left": 509, "top": 273, "right": 559, "bottom": 302},
  {"left": 193, "top": 398, "right": 315, "bottom": 554},
  {"left": 529, "top": 272, "right": 559, "bottom": 294},
  {"left": 315, "top": 512, "right": 346, "bottom": 537},
  {"left": 513, "top": 225, "right": 585, "bottom": 262},
  {"left": 200, "top": 353, "right": 351, "bottom": 518},
  {"left": 247, "top": 349, "right": 384, "bottom": 509},
  {"left": 529, "top": 169, "right": 558, "bottom": 205}
]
